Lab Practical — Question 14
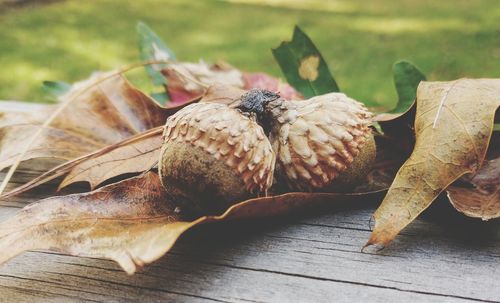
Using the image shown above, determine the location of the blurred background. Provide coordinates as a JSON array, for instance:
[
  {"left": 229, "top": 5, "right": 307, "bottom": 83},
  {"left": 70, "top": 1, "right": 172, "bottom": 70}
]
[{"left": 0, "top": 0, "right": 498, "bottom": 109}]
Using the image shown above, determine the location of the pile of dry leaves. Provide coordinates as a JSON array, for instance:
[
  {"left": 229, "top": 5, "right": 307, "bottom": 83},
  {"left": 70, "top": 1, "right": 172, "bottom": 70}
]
[{"left": 0, "top": 24, "right": 498, "bottom": 274}]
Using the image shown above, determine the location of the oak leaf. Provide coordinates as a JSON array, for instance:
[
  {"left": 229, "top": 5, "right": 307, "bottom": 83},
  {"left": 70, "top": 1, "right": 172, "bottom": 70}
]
[
  {"left": 0, "top": 171, "right": 383, "bottom": 274},
  {"left": 366, "top": 79, "right": 500, "bottom": 249},
  {"left": 162, "top": 61, "right": 301, "bottom": 103},
  {"left": 447, "top": 156, "right": 499, "bottom": 220}
]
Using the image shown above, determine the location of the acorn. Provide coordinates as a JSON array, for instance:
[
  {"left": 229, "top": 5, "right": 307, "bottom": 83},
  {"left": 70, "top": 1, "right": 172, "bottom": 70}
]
[
  {"left": 266, "top": 93, "right": 375, "bottom": 192},
  {"left": 236, "top": 90, "right": 375, "bottom": 192},
  {"left": 159, "top": 101, "right": 275, "bottom": 216}
]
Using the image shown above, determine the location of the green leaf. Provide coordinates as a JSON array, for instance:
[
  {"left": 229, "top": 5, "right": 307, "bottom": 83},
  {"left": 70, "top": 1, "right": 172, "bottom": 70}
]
[
  {"left": 494, "top": 124, "right": 500, "bottom": 132},
  {"left": 150, "top": 91, "right": 169, "bottom": 105},
  {"left": 42, "top": 80, "right": 71, "bottom": 99},
  {"left": 272, "top": 26, "right": 339, "bottom": 98},
  {"left": 137, "top": 21, "right": 176, "bottom": 86},
  {"left": 391, "top": 60, "right": 426, "bottom": 113}
]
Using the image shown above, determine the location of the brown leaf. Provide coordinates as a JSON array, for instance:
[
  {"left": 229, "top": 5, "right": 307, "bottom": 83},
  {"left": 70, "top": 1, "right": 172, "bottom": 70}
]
[
  {"left": 59, "top": 127, "right": 163, "bottom": 190},
  {"left": 0, "top": 72, "right": 168, "bottom": 173},
  {"left": 0, "top": 125, "right": 101, "bottom": 171},
  {"left": 163, "top": 61, "right": 245, "bottom": 103},
  {"left": 447, "top": 157, "right": 500, "bottom": 220},
  {"left": 162, "top": 61, "right": 301, "bottom": 102},
  {"left": 0, "top": 171, "right": 383, "bottom": 274},
  {"left": 51, "top": 71, "right": 168, "bottom": 144},
  {"left": 0, "top": 172, "right": 182, "bottom": 274},
  {"left": 366, "top": 79, "right": 500, "bottom": 249},
  {"left": 0, "top": 127, "right": 162, "bottom": 199},
  {"left": 0, "top": 102, "right": 53, "bottom": 127},
  {"left": 0, "top": 103, "right": 93, "bottom": 171}
]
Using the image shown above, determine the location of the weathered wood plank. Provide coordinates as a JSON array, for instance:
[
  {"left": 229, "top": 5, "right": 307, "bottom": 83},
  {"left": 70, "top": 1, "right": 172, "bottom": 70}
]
[{"left": 0, "top": 162, "right": 499, "bottom": 302}]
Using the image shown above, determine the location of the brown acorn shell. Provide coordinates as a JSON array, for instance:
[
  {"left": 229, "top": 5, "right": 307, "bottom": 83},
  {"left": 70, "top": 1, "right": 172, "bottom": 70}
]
[
  {"left": 160, "top": 102, "right": 276, "bottom": 195},
  {"left": 267, "top": 93, "right": 373, "bottom": 191}
]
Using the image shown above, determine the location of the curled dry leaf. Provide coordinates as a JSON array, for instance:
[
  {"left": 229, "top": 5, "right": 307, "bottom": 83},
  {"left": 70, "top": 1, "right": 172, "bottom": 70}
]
[
  {"left": 0, "top": 103, "right": 101, "bottom": 171},
  {"left": 0, "top": 124, "right": 101, "bottom": 172},
  {"left": 366, "top": 79, "right": 500, "bottom": 249},
  {"left": 0, "top": 171, "right": 384, "bottom": 275},
  {"left": 0, "top": 72, "right": 167, "bottom": 172},
  {"left": 0, "top": 127, "right": 164, "bottom": 200},
  {"left": 0, "top": 172, "right": 180, "bottom": 275},
  {"left": 163, "top": 61, "right": 244, "bottom": 103},
  {"left": 447, "top": 156, "right": 500, "bottom": 220},
  {"left": 59, "top": 127, "right": 164, "bottom": 190},
  {"left": 52, "top": 71, "right": 168, "bottom": 143},
  {"left": 162, "top": 61, "right": 301, "bottom": 103}
]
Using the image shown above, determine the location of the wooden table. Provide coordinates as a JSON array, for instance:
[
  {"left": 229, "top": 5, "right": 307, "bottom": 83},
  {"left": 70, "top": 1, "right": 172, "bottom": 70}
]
[{"left": 0, "top": 103, "right": 499, "bottom": 303}]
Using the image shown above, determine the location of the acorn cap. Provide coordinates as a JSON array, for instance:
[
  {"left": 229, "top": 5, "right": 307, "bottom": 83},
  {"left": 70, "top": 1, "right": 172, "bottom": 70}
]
[
  {"left": 160, "top": 102, "right": 275, "bottom": 195},
  {"left": 267, "top": 93, "right": 373, "bottom": 191}
]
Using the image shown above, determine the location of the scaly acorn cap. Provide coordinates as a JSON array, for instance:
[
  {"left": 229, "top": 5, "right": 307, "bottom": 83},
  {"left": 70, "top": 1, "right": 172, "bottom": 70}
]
[
  {"left": 263, "top": 92, "right": 374, "bottom": 192},
  {"left": 160, "top": 102, "right": 276, "bottom": 198}
]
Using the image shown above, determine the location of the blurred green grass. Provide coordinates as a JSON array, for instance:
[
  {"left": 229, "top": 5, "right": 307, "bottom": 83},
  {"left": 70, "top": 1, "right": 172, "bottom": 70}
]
[{"left": 0, "top": 0, "right": 499, "bottom": 108}]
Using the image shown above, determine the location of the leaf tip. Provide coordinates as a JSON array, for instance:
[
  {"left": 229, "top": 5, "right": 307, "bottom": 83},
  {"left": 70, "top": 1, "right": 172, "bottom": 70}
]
[
  {"left": 136, "top": 21, "right": 149, "bottom": 33},
  {"left": 293, "top": 24, "right": 301, "bottom": 33}
]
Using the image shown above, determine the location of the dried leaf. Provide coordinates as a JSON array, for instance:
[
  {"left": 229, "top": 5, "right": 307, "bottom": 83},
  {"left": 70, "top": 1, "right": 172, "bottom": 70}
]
[
  {"left": 162, "top": 61, "right": 244, "bottom": 103},
  {"left": 0, "top": 171, "right": 383, "bottom": 275},
  {"left": 0, "top": 128, "right": 162, "bottom": 199},
  {"left": 200, "top": 84, "right": 246, "bottom": 106},
  {"left": 53, "top": 71, "right": 168, "bottom": 143},
  {"left": 447, "top": 157, "right": 500, "bottom": 220},
  {"left": 272, "top": 26, "right": 339, "bottom": 98},
  {"left": 59, "top": 127, "right": 163, "bottom": 190},
  {"left": 366, "top": 79, "right": 500, "bottom": 249},
  {"left": 0, "top": 172, "right": 181, "bottom": 274},
  {"left": 0, "top": 72, "right": 170, "bottom": 175},
  {"left": 0, "top": 101, "right": 52, "bottom": 128},
  {"left": 162, "top": 61, "right": 301, "bottom": 103},
  {"left": 0, "top": 124, "right": 101, "bottom": 171}
]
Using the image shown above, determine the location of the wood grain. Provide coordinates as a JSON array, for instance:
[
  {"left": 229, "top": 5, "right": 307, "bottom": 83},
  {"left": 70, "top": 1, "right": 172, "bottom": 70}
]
[{"left": 0, "top": 146, "right": 499, "bottom": 302}]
